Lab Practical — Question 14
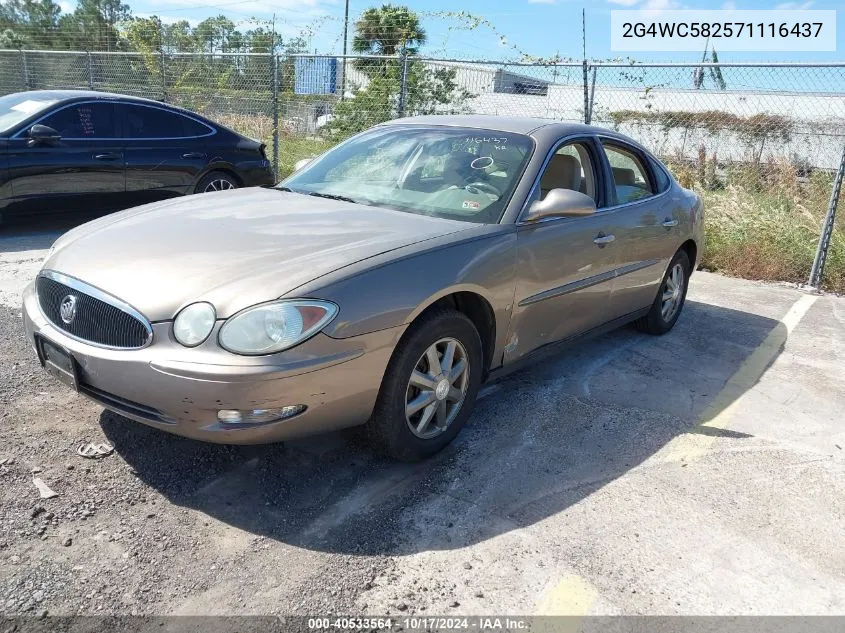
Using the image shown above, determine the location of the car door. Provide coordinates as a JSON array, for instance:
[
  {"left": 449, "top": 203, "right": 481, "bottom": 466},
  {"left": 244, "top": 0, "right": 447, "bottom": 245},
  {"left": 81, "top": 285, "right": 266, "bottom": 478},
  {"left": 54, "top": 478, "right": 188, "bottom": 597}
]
[
  {"left": 506, "top": 137, "right": 619, "bottom": 363},
  {"left": 118, "top": 103, "right": 214, "bottom": 207},
  {"left": 5, "top": 101, "right": 124, "bottom": 214},
  {"left": 597, "top": 140, "right": 676, "bottom": 319}
]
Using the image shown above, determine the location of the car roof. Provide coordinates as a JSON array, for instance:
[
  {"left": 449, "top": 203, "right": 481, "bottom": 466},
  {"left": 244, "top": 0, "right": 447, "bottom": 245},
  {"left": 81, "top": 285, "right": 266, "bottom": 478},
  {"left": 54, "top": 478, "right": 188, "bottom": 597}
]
[
  {"left": 383, "top": 114, "right": 658, "bottom": 156},
  {"left": 384, "top": 114, "right": 599, "bottom": 137},
  {"left": 8, "top": 89, "right": 238, "bottom": 135},
  {"left": 16, "top": 89, "right": 168, "bottom": 107}
]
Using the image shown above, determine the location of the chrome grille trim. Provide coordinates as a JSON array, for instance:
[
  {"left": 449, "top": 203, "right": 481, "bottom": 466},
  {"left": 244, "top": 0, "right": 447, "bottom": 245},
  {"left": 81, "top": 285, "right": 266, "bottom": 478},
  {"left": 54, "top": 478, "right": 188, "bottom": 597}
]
[{"left": 37, "top": 270, "right": 154, "bottom": 350}]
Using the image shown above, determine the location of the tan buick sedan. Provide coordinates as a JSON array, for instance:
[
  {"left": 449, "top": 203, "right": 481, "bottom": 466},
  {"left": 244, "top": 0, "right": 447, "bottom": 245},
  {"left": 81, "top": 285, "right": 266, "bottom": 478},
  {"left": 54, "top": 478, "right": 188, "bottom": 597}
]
[{"left": 24, "top": 116, "right": 703, "bottom": 461}]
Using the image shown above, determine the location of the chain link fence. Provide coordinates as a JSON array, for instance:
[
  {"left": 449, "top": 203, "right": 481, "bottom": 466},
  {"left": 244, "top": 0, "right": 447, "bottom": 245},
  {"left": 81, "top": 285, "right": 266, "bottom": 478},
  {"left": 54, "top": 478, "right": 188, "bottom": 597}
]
[
  {"left": 1, "top": 49, "right": 844, "bottom": 287},
  {"left": 2, "top": 50, "right": 843, "bottom": 175}
]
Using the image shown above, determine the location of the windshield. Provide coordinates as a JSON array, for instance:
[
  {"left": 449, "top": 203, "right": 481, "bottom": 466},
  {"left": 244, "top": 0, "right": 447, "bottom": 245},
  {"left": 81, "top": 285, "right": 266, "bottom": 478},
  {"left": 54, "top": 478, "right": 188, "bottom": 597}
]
[
  {"left": 281, "top": 126, "right": 534, "bottom": 223},
  {"left": 0, "top": 93, "right": 60, "bottom": 135}
]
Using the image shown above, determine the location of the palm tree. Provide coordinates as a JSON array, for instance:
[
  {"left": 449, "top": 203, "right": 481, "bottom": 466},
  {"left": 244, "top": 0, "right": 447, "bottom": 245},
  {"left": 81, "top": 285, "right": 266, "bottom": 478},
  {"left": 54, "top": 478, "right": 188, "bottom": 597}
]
[{"left": 352, "top": 4, "right": 426, "bottom": 59}]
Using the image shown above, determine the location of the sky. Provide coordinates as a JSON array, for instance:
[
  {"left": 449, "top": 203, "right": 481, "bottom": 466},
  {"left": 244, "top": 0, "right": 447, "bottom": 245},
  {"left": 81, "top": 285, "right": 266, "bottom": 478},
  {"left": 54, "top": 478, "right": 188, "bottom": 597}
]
[{"left": 87, "top": 0, "right": 844, "bottom": 62}]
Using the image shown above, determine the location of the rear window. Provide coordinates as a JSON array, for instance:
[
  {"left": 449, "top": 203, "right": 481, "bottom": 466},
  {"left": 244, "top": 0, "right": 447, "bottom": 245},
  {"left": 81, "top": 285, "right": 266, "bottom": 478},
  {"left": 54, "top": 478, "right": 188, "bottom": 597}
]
[{"left": 650, "top": 157, "right": 671, "bottom": 192}]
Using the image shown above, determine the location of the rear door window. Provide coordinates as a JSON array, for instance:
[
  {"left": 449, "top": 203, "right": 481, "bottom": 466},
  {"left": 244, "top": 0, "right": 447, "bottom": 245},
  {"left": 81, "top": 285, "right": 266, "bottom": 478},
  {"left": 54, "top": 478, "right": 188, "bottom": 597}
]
[{"left": 600, "top": 142, "right": 655, "bottom": 205}]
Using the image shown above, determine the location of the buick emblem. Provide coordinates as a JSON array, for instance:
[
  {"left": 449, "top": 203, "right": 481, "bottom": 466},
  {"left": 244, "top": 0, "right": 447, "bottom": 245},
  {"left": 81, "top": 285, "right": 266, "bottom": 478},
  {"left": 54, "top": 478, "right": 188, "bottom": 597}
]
[{"left": 59, "top": 294, "right": 78, "bottom": 324}]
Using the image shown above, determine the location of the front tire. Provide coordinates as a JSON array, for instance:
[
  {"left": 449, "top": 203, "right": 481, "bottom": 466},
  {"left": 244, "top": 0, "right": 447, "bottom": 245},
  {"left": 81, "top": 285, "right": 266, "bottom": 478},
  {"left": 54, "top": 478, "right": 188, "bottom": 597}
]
[
  {"left": 368, "top": 308, "right": 483, "bottom": 462},
  {"left": 195, "top": 171, "right": 238, "bottom": 194},
  {"left": 634, "top": 249, "right": 691, "bottom": 335}
]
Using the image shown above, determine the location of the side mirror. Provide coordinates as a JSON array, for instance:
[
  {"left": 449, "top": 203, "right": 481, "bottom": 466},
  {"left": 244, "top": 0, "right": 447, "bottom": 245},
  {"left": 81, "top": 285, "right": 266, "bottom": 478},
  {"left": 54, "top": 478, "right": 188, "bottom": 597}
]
[
  {"left": 28, "top": 124, "right": 61, "bottom": 146},
  {"left": 523, "top": 188, "right": 596, "bottom": 223},
  {"left": 293, "top": 157, "right": 314, "bottom": 172}
]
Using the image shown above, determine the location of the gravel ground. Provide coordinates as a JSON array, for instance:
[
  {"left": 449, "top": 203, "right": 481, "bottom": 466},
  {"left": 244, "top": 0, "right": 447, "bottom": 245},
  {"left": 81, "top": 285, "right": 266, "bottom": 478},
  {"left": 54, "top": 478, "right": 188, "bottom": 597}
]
[{"left": 2, "top": 219, "right": 844, "bottom": 624}]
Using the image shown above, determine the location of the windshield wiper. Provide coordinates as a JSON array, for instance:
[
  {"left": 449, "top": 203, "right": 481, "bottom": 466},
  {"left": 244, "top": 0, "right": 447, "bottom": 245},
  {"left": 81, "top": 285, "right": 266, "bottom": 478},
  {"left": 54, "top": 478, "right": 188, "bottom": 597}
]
[{"left": 305, "top": 191, "right": 360, "bottom": 205}]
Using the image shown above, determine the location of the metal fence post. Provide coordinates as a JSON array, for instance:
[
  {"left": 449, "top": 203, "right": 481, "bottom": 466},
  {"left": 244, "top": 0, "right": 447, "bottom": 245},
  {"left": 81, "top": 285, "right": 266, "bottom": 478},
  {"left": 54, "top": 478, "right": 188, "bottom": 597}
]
[
  {"left": 159, "top": 49, "right": 167, "bottom": 102},
  {"left": 20, "top": 50, "right": 30, "bottom": 90},
  {"left": 808, "top": 143, "right": 845, "bottom": 289},
  {"left": 86, "top": 51, "right": 94, "bottom": 90},
  {"left": 582, "top": 59, "right": 589, "bottom": 124},
  {"left": 271, "top": 53, "right": 280, "bottom": 179},
  {"left": 587, "top": 65, "right": 597, "bottom": 125},
  {"left": 398, "top": 52, "right": 409, "bottom": 118}
]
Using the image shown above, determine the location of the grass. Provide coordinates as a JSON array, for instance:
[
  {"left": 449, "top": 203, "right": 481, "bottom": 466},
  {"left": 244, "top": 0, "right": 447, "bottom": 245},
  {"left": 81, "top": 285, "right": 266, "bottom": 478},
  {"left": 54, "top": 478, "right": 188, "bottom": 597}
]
[
  {"left": 213, "top": 113, "right": 334, "bottom": 179},
  {"left": 666, "top": 157, "right": 845, "bottom": 293}
]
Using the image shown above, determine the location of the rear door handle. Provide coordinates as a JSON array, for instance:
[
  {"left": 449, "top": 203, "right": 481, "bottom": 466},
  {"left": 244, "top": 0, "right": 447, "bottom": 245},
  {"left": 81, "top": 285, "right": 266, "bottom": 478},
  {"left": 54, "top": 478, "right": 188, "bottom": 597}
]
[
  {"left": 662, "top": 218, "right": 678, "bottom": 227},
  {"left": 593, "top": 233, "right": 616, "bottom": 246},
  {"left": 182, "top": 152, "right": 206, "bottom": 159},
  {"left": 94, "top": 152, "right": 121, "bottom": 160}
]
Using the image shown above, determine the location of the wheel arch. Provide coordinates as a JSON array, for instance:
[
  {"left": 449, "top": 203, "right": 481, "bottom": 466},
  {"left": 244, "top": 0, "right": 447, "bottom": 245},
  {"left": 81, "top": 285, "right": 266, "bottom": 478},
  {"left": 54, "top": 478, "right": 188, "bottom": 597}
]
[
  {"left": 194, "top": 163, "right": 243, "bottom": 191},
  {"left": 405, "top": 287, "right": 498, "bottom": 380},
  {"left": 679, "top": 238, "right": 698, "bottom": 272}
]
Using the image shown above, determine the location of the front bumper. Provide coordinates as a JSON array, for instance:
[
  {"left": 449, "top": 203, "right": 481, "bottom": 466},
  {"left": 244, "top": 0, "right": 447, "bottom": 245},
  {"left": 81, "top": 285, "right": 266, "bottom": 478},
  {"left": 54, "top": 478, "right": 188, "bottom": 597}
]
[{"left": 22, "top": 282, "right": 402, "bottom": 444}]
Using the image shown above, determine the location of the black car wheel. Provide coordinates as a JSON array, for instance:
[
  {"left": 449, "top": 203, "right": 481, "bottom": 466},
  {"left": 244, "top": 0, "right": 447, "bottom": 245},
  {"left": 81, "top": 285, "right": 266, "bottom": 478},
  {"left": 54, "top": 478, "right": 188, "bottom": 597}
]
[
  {"left": 368, "top": 307, "right": 483, "bottom": 462},
  {"left": 634, "top": 249, "right": 691, "bottom": 335},
  {"left": 195, "top": 171, "right": 238, "bottom": 194}
]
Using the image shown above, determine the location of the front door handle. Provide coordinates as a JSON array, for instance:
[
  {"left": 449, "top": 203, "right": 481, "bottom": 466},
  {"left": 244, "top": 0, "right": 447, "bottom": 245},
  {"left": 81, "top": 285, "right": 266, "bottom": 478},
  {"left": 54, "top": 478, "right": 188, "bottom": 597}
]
[
  {"left": 662, "top": 218, "right": 678, "bottom": 227},
  {"left": 94, "top": 152, "right": 121, "bottom": 160},
  {"left": 182, "top": 152, "right": 206, "bottom": 159},
  {"left": 593, "top": 233, "right": 616, "bottom": 246}
]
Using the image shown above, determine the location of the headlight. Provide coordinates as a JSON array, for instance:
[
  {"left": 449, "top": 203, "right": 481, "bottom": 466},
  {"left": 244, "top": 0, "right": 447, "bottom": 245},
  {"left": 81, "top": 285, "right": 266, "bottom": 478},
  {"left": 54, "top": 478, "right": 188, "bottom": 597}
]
[
  {"left": 218, "top": 299, "right": 338, "bottom": 355},
  {"left": 173, "top": 302, "right": 216, "bottom": 347}
]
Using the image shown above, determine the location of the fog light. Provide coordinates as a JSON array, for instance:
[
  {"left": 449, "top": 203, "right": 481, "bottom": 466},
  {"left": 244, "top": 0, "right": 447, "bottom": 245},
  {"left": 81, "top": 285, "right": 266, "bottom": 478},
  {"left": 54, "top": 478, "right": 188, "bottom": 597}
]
[{"left": 216, "top": 405, "right": 306, "bottom": 426}]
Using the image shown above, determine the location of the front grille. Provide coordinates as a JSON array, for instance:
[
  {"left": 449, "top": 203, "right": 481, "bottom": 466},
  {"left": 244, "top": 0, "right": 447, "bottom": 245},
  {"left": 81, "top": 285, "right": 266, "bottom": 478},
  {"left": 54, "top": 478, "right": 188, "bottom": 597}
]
[{"left": 37, "top": 274, "right": 152, "bottom": 349}]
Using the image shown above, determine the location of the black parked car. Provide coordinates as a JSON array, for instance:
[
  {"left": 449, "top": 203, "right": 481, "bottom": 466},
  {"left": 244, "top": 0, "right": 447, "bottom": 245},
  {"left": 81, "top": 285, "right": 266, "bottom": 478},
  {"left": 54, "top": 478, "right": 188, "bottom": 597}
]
[{"left": 0, "top": 90, "right": 275, "bottom": 223}]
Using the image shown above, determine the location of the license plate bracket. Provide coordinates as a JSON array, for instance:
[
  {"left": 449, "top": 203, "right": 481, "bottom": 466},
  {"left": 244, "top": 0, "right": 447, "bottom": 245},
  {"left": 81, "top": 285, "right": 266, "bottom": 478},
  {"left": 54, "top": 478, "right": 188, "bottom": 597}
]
[{"left": 35, "top": 333, "right": 79, "bottom": 392}]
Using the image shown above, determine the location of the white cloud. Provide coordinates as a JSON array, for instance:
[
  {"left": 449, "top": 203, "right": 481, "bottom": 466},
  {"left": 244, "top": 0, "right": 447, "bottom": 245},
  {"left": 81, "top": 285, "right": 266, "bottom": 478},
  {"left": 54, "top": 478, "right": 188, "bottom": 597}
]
[
  {"left": 58, "top": 0, "right": 75, "bottom": 13},
  {"left": 775, "top": 1, "right": 814, "bottom": 8},
  {"left": 607, "top": 0, "right": 640, "bottom": 6},
  {"left": 527, "top": 0, "right": 557, "bottom": 4},
  {"left": 641, "top": 0, "right": 679, "bottom": 9},
  {"left": 145, "top": 0, "right": 330, "bottom": 14}
]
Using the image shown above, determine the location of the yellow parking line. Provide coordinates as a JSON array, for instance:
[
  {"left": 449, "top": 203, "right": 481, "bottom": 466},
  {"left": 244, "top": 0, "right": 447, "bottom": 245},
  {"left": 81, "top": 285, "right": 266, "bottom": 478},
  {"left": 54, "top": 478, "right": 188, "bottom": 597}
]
[
  {"left": 535, "top": 574, "right": 599, "bottom": 617},
  {"left": 661, "top": 294, "right": 817, "bottom": 464}
]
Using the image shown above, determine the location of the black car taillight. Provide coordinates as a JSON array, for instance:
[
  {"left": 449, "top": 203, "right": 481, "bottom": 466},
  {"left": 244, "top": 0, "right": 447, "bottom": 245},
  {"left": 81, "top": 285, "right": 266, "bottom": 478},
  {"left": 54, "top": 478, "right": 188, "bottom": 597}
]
[{"left": 259, "top": 144, "right": 267, "bottom": 160}]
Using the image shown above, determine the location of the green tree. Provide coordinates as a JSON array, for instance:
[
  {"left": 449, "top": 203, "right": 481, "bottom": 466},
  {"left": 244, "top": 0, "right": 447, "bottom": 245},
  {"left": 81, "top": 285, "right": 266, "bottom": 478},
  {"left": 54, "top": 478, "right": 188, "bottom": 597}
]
[
  {"left": 64, "top": 0, "right": 129, "bottom": 50},
  {"left": 193, "top": 15, "right": 237, "bottom": 54},
  {"left": 0, "top": 0, "right": 62, "bottom": 47},
  {"left": 352, "top": 4, "right": 425, "bottom": 75}
]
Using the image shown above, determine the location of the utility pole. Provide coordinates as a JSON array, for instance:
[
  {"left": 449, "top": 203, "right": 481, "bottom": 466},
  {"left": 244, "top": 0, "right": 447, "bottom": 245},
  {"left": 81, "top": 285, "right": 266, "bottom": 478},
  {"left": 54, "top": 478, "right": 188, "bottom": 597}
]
[
  {"left": 582, "top": 9, "right": 589, "bottom": 124},
  {"left": 341, "top": 0, "right": 350, "bottom": 99}
]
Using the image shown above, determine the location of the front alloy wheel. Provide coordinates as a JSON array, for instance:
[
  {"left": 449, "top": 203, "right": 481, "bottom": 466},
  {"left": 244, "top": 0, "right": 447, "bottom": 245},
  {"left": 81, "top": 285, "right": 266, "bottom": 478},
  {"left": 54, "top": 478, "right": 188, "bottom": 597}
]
[
  {"left": 405, "top": 338, "right": 470, "bottom": 439},
  {"left": 368, "top": 307, "right": 483, "bottom": 462}
]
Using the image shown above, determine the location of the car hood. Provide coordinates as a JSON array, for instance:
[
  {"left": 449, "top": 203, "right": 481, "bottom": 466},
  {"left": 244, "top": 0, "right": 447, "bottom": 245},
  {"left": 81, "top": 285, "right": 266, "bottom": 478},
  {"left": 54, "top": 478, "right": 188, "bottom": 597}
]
[{"left": 46, "top": 188, "right": 472, "bottom": 321}]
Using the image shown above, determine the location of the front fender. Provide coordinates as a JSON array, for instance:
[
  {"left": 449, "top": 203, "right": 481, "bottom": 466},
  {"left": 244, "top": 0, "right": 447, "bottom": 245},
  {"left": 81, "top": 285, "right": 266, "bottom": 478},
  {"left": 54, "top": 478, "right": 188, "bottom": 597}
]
[{"left": 296, "top": 228, "right": 518, "bottom": 367}]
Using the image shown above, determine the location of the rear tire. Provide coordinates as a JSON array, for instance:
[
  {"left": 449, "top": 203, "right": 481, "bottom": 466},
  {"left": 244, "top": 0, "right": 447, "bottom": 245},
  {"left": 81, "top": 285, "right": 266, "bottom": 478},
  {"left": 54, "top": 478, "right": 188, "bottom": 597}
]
[
  {"left": 634, "top": 249, "right": 691, "bottom": 335},
  {"left": 195, "top": 171, "right": 238, "bottom": 194},
  {"left": 367, "top": 308, "right": 483, "bottom": 462}
]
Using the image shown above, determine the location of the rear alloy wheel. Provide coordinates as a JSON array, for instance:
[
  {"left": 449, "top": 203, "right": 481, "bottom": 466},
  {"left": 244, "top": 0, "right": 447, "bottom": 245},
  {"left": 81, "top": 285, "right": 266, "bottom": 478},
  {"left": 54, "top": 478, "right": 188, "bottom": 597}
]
[
  {"left": 195, "top": 171, "right": 238, "bottom": 194},
  {"left": 634, "top": 249, "right": 691, "bottom": 335},
  {"left": 368, "top": 308, "right": 483, "bottom": 462}
]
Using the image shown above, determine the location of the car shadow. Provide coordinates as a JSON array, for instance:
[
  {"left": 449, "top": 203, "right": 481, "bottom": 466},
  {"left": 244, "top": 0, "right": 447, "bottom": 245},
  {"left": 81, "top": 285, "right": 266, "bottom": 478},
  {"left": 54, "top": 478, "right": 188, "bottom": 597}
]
[
  {"left": 101, "top": 299, "right": 782, "bottom": 555},
  {"left": 0, "top": 216, "right": 87, "bottom": 253}
]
